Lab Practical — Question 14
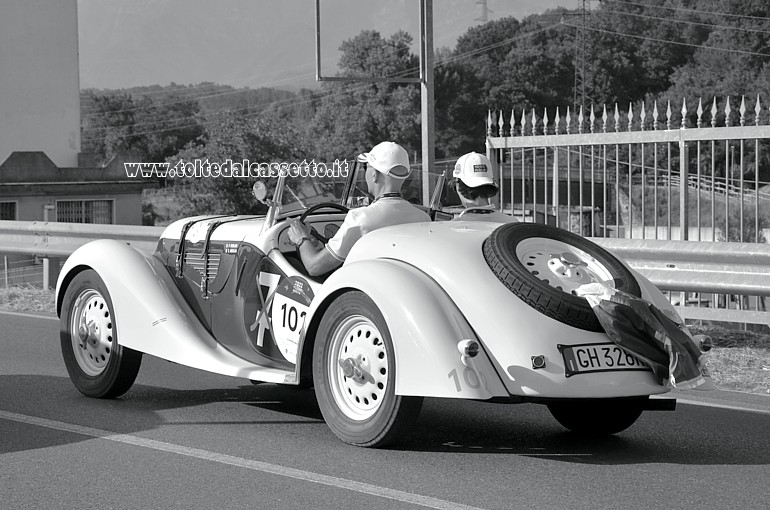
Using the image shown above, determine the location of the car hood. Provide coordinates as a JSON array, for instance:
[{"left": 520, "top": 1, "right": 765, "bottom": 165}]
[{"left": 161, "top": 215, "right": 265, "bottom": 244}]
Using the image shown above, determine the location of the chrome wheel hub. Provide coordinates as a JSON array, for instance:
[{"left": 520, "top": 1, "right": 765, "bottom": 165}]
[
  {"left": 70, "top": 289, "right": 114, "bottom": 376},
  {"left": 516, "top": 238, "right": 615, "bottom": 294},
  {"left": 328, "top": 315, "right": 388, "bottom": 421}
]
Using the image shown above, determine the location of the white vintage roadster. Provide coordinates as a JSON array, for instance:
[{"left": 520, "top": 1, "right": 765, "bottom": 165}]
[{"left": 56, "top": 161, "right": 705, "bottom": 447}]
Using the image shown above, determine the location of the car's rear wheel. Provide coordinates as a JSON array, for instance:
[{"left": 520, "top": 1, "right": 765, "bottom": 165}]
[
  {"left": 60, "top": 269, "right": 142, "bottom": 398},
  {"left": 313, "top": 291, "right": 422, "bottom": 447},
  {"left": 483, "top": 223, "right": 641, "bottom": 331},
  {"left": 547, "top": 398, "right": 645, "bottom": 436}
]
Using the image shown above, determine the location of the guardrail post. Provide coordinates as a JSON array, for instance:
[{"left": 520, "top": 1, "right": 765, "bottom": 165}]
[
  {"left": 42, "top": 257, "right": 61, "bottom": 290},
  {"left": 3, "top": 256, "right": 7, "bottom": 289},
  {"left": 679, "top": 135, "right": 689, "bottom": 241}
]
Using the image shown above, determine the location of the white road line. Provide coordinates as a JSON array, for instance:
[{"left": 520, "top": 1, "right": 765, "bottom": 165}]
[
  {"left": 0, "top": 410, "right": 484, "bottom": 510},
  {"left": 673, "top": 398, "right": 770, "bottom": 415},
  {"left": 0, "top": 310, "right": 57, "bottom": 321}
]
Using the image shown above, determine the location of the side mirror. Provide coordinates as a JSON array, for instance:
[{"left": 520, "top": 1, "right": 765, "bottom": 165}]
[{"left": 253, "top": 181, "right": 268, "bottom": 203}]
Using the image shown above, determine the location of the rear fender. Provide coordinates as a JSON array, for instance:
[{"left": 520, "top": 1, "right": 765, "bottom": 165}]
[
  {"left": 301, "top": 259, "right": 509, "bottom": 399},
  {"left": 56, "top": 240, "right": 294, "bottom": 383}
]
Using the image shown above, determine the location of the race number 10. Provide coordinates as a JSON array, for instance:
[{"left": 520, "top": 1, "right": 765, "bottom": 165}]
[{"left": 448, "top": 367, "right": 484, "bottom": 392}]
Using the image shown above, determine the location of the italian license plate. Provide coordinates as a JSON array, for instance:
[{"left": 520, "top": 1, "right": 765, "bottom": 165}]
[{"left": 558, "top": 343, "right": 651, "bottom": 378}]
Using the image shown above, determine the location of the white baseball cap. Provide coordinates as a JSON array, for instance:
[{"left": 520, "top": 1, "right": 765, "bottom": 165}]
[
  {"left": 453, "top": 152, "right": 497, "bottom": 188},
  {"left": 356, "top": 141, "right": 411, "bottom": 179}
]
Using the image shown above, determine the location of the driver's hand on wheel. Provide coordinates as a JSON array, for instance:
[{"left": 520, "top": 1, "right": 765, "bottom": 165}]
[{"left": 288, "top": 218, "right": 313, "bottom": 247}]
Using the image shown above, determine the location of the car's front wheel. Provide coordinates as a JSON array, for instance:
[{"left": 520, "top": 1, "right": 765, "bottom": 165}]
[
  {"left": 60, "top": 269, "right": 142, "bottom": 398},
  {"left": 547, "top": 398, "right": 645, "bottom": 436},
  {"left": 313, "top": 291, "right": 422, "bottom": 447}
]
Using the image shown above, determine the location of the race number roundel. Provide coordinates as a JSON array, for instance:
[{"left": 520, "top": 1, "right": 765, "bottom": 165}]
[{"left": 270, "top": 276, "right": 315, "bottom": 364}]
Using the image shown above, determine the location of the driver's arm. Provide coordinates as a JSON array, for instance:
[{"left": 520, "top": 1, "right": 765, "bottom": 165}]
[
  {"left": 298, "top": 238, "right": 342, "bottom": 276},
  {"left": 288, "top": 218, "right": 343, "bottom": 276}
]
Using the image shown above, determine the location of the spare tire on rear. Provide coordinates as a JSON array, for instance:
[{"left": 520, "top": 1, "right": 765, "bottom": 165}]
[{"left": 482, "top": 223, "right": 641, "bottom": 332}]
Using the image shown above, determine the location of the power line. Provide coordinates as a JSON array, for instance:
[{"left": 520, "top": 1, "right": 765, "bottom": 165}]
[
  {"left": 82, "top": 70, "right": 320, "bottom": 118},
  {"left": 600, "top": 7, "right": 770, "bottom": 35},
  {"left": 81, "top": 56, "right": 341, "bottom": 114},
  {"left": 82, "top": 23, "right": 565, "bottom": 140},
  {"left": 562, "top": 22, "right": 770, "bottom": 58},
  {"left": 85, "top": 16, "right": 560, "bottom": 121},
  {"left": 605, "top": 0, "right": 770, "bottom": 23},
  {"left": 83, "top": 7, "right": 469, "bottom": 117}
]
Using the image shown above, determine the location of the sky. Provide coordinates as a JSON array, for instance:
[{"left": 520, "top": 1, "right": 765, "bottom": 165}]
[{"left": 77, "top": 0, "right": 570, "bottom": 90}]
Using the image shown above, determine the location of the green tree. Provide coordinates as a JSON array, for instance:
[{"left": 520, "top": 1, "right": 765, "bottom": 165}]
[
  {"left": 309, "top": 30, "right": 421, "bottom": 161},
  {"left": 81, "top": 91, "right": 203, "bottom": 165},
  {"left": 169, "top": 112, "right": 310, "bottom": 216}
]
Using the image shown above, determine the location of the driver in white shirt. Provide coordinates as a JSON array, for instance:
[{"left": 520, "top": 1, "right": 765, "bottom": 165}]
[
  {"left": 287, "top": 141, "right": 430, "bottom": 277},
  {"left": 452, "top": 151, "right": 517, "bottom": 223}
]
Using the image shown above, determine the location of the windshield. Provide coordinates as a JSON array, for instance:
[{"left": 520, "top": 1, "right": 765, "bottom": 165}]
[
  {"left": 344, "top": 161, "right": 426, "bottom": 209},
  {"left": 256, "top": 158, "right": 440, "bottom": 215},
  {"left": 253, "top": 162, "right": 350, "bottom": 216}
]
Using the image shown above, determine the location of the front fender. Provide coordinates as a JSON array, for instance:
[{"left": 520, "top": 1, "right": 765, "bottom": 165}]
[
  {"left": 303, "top": 258, "right": 509, "bottom": 399},
  {"left": 56, "top": 240, "right": 294, "bottom": 383}
]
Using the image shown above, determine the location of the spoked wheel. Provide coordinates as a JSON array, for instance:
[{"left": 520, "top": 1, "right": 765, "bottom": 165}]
[
  {"left": 60, "top": 269, "right": 142, "bottom": 398},
  {"left": 547, "top": 399, "right": 646, "bottom": 436},
  {"left": 483, "top": 223, "right": 641, "bottom": 331},
  {"left": 313, "top": 291, "right": 422, "bottom": 447}
]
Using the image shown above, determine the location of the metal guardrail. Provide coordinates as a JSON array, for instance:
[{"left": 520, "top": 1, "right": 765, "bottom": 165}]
[
  {"left": 0, "top": 220, "right": 163, "bottom": 257},
  {"left": 592, "top": 237, "right": 770, "bottom": 325},
  {"left": 0, "top": 220, "right": 767, "bottom": 325},
  {"left": 591, "top": 238, "right": 770, "bottom": 296}
]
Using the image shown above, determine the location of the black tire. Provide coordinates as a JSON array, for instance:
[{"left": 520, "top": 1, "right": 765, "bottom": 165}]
[
  {"left": 483, "top": 223, "right": 641, "bottom": 331},
  {"left": 313, "top": 291, "right": 423, "bottom": 447},
  {"left": 60, "top": 269, "right": 142, "bottom": 398},
  {"left": 547, "top": 399, "right": 645, "bottom": 436}
]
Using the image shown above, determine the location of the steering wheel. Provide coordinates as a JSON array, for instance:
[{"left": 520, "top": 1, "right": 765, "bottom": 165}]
[{"left": 299, "top": 202, "right": 349, "bottom": 224}]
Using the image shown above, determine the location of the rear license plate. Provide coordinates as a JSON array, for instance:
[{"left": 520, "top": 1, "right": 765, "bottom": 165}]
[{"left": 558, "top": 343, "right": 651, "bottom": 378}]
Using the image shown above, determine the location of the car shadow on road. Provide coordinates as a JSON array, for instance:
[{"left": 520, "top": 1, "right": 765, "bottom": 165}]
[
  {"left": 0, "top": 375, "right": 323, "bottom": 456},
  {"left": 397, "top": 397, "right": 770, "bottom": 466}
]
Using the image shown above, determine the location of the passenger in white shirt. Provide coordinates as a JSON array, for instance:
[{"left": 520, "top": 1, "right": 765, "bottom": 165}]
[
  {"left": 451, "top": 152, "right": 517, "bottom": 223},
  {"left": 287, "top": 141, "right": 430, "bottom": 277}
]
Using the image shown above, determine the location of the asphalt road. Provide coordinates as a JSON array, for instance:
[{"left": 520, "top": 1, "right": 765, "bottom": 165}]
[{"left": 1, "top": 311, "right": 769, "bottom": 510}]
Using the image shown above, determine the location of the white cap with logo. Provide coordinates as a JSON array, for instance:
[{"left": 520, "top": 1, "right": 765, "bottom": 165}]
[
  {"left": 453, "top": 152, "right": 497, "bottom": 188},
  {"left": 357, "top": 141, "right": 411, "bottom": 179}
]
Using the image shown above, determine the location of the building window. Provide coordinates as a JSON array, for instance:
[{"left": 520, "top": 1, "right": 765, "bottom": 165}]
[
  {"left": 56, "top": 200, "right": 113, "bottom": 224},
  {"left": 0, "top": 202, "right": 17, "bottom": 220}
]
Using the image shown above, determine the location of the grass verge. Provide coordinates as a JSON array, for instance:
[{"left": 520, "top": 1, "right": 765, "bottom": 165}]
[
  {"left": 0, "top": 286, "right": 56, "bottom": 315},
  {"left": 690, "top": 325, "right": 770, "bottom": 395}
]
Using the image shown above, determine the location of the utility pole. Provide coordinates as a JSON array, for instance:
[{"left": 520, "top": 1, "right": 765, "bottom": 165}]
[{"left": 420, "top": 0, "right": 435, "bottom": 204}]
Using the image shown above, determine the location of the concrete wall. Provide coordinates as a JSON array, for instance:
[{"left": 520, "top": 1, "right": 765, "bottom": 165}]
[{"left": 0, "top": 0, "right": 80, "bottom": 168}]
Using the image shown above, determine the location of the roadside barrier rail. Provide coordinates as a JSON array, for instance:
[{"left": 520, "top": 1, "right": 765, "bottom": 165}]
[
  {"left": 592, "top": 237, "right": 770, "bottom": 324},
  {"left": 0, "top": 220, "right": 163, "bottom": 257},
  {"left": 0, "top": 220, "right": 766, "bottom": 325}
]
